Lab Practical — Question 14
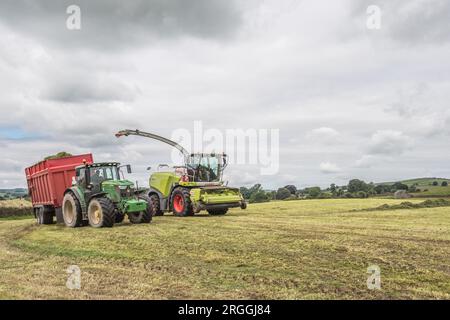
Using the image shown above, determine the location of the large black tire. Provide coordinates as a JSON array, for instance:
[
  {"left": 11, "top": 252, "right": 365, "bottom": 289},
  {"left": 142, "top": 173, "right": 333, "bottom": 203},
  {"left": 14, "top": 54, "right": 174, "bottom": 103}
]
[
  {"left": 36, "top": 206, "right": 54, "bottom": 224},
  {"left": 128, "top": 195, "right": 153, "bottom": 224},
  {"left": 87, "top": 197, "right": 115, "bottom": 228},
  {"left": 62, "top": 193, "right": 83, "bottom": 228},
  {"left": 170, "top": 187, "right": 194, "bottom": 217},
  {"left": 150, "top": 194, "right": 164, "bottom": 216},
  {"left": 139, "top": 195, "right": 153, "bottom": 223},
  {"left": 207, "top": 208, "right": 228, "bottom": 216}
]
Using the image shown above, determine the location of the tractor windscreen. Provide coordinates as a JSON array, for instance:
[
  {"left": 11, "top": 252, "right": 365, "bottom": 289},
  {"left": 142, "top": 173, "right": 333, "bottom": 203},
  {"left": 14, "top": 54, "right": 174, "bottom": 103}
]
[
  {"left": 187, "top": 154, "right": 223, "bottom": 182},
  {"left": 89, "top": 166, "right": 120, "bottom": 184}
]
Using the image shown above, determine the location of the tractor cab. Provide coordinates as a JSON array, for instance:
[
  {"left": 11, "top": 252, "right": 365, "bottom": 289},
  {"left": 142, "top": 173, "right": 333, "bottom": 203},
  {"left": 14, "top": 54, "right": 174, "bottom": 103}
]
[
  {"left": 74, "top": 162, "right": 132, "bottom": 193},
  {"left": 184, "top": 153, "right": 227, "bottom": 183}
]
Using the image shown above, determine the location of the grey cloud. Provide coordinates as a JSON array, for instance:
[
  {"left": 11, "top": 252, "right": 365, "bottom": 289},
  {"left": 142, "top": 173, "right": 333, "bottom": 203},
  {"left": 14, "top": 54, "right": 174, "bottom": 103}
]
[
  {"left": 42, "top": 75, "right": 138, "bottom": 103},
  {"left": 0, "top": 0, "right": 241, "bottom": 50},
  {"left": 367, "top": 130, "right": 414, "bottom": 156}
]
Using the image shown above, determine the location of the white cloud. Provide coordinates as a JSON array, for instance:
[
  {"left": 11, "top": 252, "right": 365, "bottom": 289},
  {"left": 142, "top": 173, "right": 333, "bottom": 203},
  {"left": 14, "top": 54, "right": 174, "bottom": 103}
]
[{"left": 319, "top": 162, "right": 342, "bottom": 174}]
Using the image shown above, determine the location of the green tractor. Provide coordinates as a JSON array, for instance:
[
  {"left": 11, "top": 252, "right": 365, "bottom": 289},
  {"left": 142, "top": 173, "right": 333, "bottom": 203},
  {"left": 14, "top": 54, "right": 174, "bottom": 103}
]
[
  {"left": 62, "top": 162, "right": 153, "bottom": 227},
  {"left": 115, "top": 129, "right": 247, "bottom": 217}
]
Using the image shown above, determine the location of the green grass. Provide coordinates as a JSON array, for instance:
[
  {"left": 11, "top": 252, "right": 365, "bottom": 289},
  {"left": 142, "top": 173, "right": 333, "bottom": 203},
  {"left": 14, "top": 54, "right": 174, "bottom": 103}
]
[{"left": 0, "top": 198, "right": 449, "bottom": 299}]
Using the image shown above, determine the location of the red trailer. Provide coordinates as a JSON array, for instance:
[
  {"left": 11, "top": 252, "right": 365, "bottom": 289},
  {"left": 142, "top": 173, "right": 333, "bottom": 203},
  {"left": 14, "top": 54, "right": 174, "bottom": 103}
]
[{"left": 25, "top": 154, "right": 94, "bottom": 224}]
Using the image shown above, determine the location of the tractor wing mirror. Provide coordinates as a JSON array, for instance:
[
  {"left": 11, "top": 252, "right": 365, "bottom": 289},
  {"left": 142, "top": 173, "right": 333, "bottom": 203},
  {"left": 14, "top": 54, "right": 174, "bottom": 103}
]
[
  {"left": 147, "top": 166, "right": 152, "bottom": 171},
  {"left": 126, "top": 164, "right": 132, "bottom": 174}
]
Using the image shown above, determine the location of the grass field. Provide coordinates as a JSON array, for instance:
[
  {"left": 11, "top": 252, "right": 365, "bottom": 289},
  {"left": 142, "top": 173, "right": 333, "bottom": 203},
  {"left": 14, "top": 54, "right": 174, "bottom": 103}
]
[{"left": 0, "top": 198, "right": 449, "bottom": 299}]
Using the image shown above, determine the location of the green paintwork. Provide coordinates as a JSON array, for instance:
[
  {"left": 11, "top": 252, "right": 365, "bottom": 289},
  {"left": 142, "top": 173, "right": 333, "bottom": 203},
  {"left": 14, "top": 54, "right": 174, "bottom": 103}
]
[
  {"left": 150, "top": 172, "right": 181, "bottom": 197},
  {"left": 149, "top": 171, "right": 245, "bottom": 213},
  {"left": 101, "top": 180, "right": 146, "bottom": 213},
  {"left": 70, "top": 164, "right": 147, "bottom": 216}
]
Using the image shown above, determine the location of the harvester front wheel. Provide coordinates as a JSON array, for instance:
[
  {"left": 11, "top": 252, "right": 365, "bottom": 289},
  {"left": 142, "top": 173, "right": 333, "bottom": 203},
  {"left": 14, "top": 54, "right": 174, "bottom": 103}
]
[
  {"left": 87, "top": 197, "right": 115, "bottom": 228},
  {"left": 207, "top": 208, "right": 228, "bottom": 216},
  {"left": 150, "top": 194, "right": 163, "bottom": 216},
  {"left": 171, "top": 188, "right": 194, "bottom": 217},
  {"left": 62, "top": 193, "right": 83, "bottom": 228}
]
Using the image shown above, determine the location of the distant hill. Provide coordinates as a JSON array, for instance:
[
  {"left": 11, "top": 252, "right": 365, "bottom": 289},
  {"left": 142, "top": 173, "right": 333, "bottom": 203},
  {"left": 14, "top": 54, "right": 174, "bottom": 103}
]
[
  {"left": 378, "top": 177, "right": 449, "bottom": 187},
  {"left": 377, "top": 178, "right": 450, "bottom": 197},
  {"left": 0, "top": 188, "right": 28, "bottom": 200}
]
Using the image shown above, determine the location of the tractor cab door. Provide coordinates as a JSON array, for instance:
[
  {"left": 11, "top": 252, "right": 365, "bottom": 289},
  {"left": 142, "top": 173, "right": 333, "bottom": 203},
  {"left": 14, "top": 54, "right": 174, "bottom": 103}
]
[{"left": 75, "top": 167, "right": 88, "bottom": 188}]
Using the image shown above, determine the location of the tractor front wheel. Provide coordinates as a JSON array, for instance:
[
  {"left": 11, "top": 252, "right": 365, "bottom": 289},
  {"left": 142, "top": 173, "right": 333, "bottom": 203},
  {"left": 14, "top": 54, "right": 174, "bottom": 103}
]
[
  {"left": 128, "top": 195, "right": 153, "bottom": 223},
  {"left": 171, "top": 188, "right": 194, "bottom": 217},
  {"left": 87, "top": 197, "right": 115, "bottom": 228},
  {"left": 207, "top": 208, "right": 228, "bottom": 216}
]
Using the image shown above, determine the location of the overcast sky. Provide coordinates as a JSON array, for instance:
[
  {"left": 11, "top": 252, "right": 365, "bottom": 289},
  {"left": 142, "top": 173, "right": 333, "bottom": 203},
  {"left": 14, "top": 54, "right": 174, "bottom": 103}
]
[{"left": 1, "top": 0, "right": 449, "bottom": 189}]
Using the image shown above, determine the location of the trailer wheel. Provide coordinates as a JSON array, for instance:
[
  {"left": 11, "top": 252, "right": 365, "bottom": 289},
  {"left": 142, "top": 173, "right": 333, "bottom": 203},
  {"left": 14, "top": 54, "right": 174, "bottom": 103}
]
[
  {"left": 41, "top": 206, "right": 54, "bottom": 224},
  {"left": 170, "top": 187, "right": 194, "bottom": 217},
  {"left": 87, "top": 197, "right": 115, "bottom": 228},
  {"left": 207, "top": 208, "right": 228, "bottom": 216},
  {"left": 150, "top": 194, "right": 163, "bottom": 216},
  {"left": 62, "top": 193, "right": 83, "bottom": 227}
]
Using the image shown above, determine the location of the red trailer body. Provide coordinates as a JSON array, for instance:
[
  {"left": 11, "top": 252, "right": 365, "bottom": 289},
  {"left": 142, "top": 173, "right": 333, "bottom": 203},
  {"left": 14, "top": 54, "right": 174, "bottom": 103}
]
[{"left": 25, "top": 154, "right": 94, "bottom": 210}]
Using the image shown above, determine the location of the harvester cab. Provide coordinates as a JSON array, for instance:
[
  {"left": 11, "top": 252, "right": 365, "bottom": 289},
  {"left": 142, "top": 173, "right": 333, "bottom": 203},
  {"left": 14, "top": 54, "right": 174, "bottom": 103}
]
[
  {"left": 115, "top": 129, "right": 247, "bottom": 217},
  {"left": 62, "top": 162, "right": 153, "bottom": 227}
]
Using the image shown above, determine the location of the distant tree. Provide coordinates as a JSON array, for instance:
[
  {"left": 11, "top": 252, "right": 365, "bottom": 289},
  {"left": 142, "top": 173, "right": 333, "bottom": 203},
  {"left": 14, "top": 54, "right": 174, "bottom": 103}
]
[
  {"left": 249, "top": 190, "right": 271, "bottom": 203},
  {"left": 432, "top": 181, "right": 439, "bottom": 186},
  {"left": 374, "top": 185, "right": 388, "bottom": 194},
  {"left": 330, "top": 183, "right": 337, "bottom": 194},
  {"left": 240, "top": 184, "right": 263, "bottom": 200},
  {"left": 391, "top": 182, "right": 409, "bottom": 191},
  {"left": 276, "top": 188, "right": 291, "bottom": 200},
  {"left": 442, "top": 181, "right": 448, "bottom": 187},
  {"left": 284, "top": 185, "right": 297, "bottom": 195},
  {"left": 305, "top": 187, "right": 321, "bottom": 198},
  {"left": 357, "top": 191, "right": 368, "bottom": 198},
  {"left": 347, "top": 179, "right": 368, "bottom": 193}
]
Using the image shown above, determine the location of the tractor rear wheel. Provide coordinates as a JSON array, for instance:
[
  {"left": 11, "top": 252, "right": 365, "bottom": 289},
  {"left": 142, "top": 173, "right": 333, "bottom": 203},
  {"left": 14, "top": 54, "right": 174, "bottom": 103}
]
[
  {"left": 128, "top": 195, "right": 153, "bottom": 223},
  {"left": 170, "top": 187, "right": 194, "bottom": 217},
  {"left": 62, "top": 193, "right": 83, "bottom": 228},
  {"left": 207, "top": 208, "right": 228, "bottom": 216},
  {"left": 87, "top": 197, "right": 115, "bottom": 228},
  {"left": 150, "top": 194, "right": 163, "bottom": 216}
]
